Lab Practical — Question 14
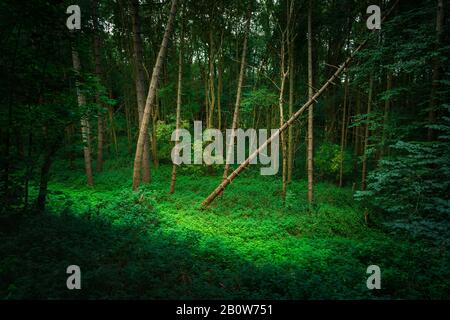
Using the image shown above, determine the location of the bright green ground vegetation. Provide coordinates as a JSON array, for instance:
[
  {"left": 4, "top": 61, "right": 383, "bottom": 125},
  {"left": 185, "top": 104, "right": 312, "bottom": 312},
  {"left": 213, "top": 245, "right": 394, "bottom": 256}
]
[{"left": 1, "top": 160, "right": 448, "bottom": 299}]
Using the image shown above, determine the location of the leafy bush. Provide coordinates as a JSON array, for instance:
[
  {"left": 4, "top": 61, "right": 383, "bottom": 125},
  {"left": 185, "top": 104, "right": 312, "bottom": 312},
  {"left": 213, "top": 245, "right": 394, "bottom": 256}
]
[
  {"left": 355, "top": 108, "right": 450, "bottom": 218},
  {"left": 315, "top": 143, "right": 352, "bottom": 182}
]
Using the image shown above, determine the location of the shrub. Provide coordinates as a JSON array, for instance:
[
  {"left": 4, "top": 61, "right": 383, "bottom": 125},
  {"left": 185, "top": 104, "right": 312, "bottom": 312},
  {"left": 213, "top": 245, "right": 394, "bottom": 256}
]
[{"left": 315, "top": 143, "right": 352, "bottom": 182}]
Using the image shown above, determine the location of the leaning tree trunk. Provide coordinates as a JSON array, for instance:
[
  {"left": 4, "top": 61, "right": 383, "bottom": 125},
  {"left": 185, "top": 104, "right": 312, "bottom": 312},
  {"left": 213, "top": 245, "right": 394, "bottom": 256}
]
[
  {"left": 307, "top": 0, "right": 314, "bottom": 204},
  {"left": 132, "top": 0, "right": 178, "bottom": 191},
  {"left": 222, "top": 9, "right": 252, "bottom": 183},
  {"left": 131, "top": 0, "right": 151, "bottom": 183},
  {"left": 71, "top": 44, "right": 94, "bottom": 186},
  {"left": 201, "top": 0, "right": 400, "bottom": 208}
]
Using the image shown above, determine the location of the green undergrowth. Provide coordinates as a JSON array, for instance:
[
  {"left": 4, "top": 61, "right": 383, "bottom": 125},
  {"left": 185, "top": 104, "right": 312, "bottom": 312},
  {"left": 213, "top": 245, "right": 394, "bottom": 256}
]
[{"left": 1, "top": 160, "right": 448, "bottom": 299}]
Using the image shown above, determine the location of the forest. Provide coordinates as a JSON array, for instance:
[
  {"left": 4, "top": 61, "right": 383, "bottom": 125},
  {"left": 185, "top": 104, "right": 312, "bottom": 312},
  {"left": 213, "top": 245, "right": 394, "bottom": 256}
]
[{"left": 0, "top": 0, "right": 449, "bottom": 300}]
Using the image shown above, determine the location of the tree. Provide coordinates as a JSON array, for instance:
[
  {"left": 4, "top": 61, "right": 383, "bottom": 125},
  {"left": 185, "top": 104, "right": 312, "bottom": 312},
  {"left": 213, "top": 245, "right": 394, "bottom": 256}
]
[
  {"left": 131, "top": 0, "right": 151, "bottom": 183},
  {"left": 307, "top": 0, "right": 314, "bottom": 204},
  {"left": 132, "top": 0, "right": 178, "bottom": 191},
  {"left": 222, "top": 8, "right": 252, "bottom": 183},
  {"left": 361, "top": 76, "right": 373, "bottom": 191},
  {"left": 170, "top": 20, "right": 184, "bottom": 194},
  {"left": 287, "top": 0, "right": 296, "bottom": 183},
  {"left": 428, "top": 0, "right": 444, "bottom": 141},
  {"left": 71, "top": 41, "right": 94, "bottom": 187},
  {"left": 93, "top": 0, "right": 105, "bottom": 173}
]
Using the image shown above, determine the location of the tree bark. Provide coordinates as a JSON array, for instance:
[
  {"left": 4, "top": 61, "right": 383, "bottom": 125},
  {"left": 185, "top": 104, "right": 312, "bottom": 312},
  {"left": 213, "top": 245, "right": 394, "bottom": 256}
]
[
  {"left": 207, "top": 29, "right": 216, "bottom": 129},
  {"left": 339, "top": 71, "right": 349, "bottom": 187},
  {"left": 361, "top": 76, "right": 373, "bottom": 191},
  {"left": 131, "top": 0, "right": 151, "bottom": 183},
  {"left": 279, "top": 33, "right": 288, "bottom": 201},
  {"left": 93, "top": 3, "right": 104, "bottom": 173},
  {"left": 132, "top": 0, "right": 178, "bottom": 190},
  {"left": 428, "top": 0, "right": 444, "bottom": 141},
  {"left": 222, "top": 9, "right": 252, "bottom": 183},
  {"left": 287, "top": 0, "right": 295, "bottom": 184},
  {"left": 307, "top": 0, "right": 314, "bottom": 204},
  {"left": 380, "top": 72, "right": 392, "bottom": 157},
  {"left": 170, "top": 30, "right": 183, "bottom": 194},
  {"left": 71, "top": 44, "right": 94, "bottom": 186}
]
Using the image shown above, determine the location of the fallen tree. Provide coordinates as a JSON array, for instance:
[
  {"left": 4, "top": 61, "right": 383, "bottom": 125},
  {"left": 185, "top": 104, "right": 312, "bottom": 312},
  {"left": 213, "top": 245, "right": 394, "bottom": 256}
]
[{"left": 201, "top": 0, "right": 399, "bottom": 208}]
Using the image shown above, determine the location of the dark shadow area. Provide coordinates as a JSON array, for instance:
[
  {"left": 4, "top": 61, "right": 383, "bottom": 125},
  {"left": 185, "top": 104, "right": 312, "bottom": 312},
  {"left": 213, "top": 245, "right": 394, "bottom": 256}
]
[{"left": 0, "top": 208, "right": 378, "bottom": 300}]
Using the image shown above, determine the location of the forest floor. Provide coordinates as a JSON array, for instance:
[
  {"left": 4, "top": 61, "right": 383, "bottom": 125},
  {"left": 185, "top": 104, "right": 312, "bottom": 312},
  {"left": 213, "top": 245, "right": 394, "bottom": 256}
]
[{"left": 1, "top": 159, "right": 448, "bottom": 299}]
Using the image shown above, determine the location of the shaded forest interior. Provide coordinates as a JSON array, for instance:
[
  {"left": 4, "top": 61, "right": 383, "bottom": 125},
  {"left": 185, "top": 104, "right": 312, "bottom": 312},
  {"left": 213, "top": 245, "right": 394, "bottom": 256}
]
[{"left": 0, "top": 0, "right": 449, "bottom": 299}]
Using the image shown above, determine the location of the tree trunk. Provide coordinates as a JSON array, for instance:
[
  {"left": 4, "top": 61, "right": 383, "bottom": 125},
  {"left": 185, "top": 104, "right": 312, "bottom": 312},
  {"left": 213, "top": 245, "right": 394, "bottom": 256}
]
[
  {"left": 339, "top": 71, "right": 349, "bottom": 187},
  {"left": 71, "top": 45, "right": 94, "bottom": 186},
  {"left": 217, "top": 51, "right": 223, "bottom": 131},
  {"left": 287, "top": 1, "right": 295, "bottom": 184},
  {"left": 380, "top": 72, "right": 392, "bottom": 157},
  {"left": 428, "top": 0, "right": 444, "bottom": 141},
  {"left": 361, "top": 76, "right": 373, "bottom": 191},
  {"left": 207, "top": 29, "right": 216, "bottom": 129},
  {"left": 307, "top": 0, "right": 314, "bottom": 204},
  {"left": 132, "top": 0, "right": 177, "bottom": 190},
  {"left": 279, "top": 33, "right": 288, "bottom": 201},
  {"left": 131, "top": 0, "right": 151, "bottom": 183},
  {"left": 222, "top": 9, "right": 252, "bottom": 182},
  {"left": 93, "top": 24, "right": 104, "bottom": 172},
  {"left": 170, "top": 32, "right": 183, "bottom": 194}
]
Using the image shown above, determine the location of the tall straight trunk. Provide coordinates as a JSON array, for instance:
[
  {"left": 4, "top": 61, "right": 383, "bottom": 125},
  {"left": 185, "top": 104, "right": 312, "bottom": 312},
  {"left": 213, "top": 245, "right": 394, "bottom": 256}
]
[
  {"left": 207, "top": 29, "right": 216, "bottom": 129},
  {"left": 93, "top": 21, "right": 104, "bottom": 172},
  {"left": 132, "top": 0, "right": 177, "bottom": 190},
  {"left": 152, "top": 95, "right": 159, "bottom": 168},
  {"left": 380, "top": 72, "right": 392, "bottom": 157},
  {"left": 428, "top": 0, "right": 444, "bottom": 141},
  {"left": 71, "top": 45, "right": 94, "bottom": 186},
  {"left": 354, "top": 91, "right": 361, "bottom": 157},
  {"left": 339, "top": 71, "right": 349, "bottom": 187},
  {"left": 131, "top": 0, "right": 151, "bottom": 183},
  {"left": 107, "top": 103, "right": 118, "bottom": 155},
  {"left": 222, "top": 9, "right": 252, "bottom": 182},
  {"left": 287, "top": 2, "right": 295, "bottom": 184},
  {"left": 307, "top": 0, "right": 314, "bottom": 204},
  {"left": 279, "top": 33, "right": 288, "bottom": 201},
  {"left": 361, "top": 76, "right": 373, "bottom": 191},
  {"left": 217, "top": 52, "right": 223, "bottom": 131},
  {"left": 124, "top": 96, "right": 133, "bottom": 154},
  {"left": 170, "top": 32, "right": 183, "bottom": 194}
]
